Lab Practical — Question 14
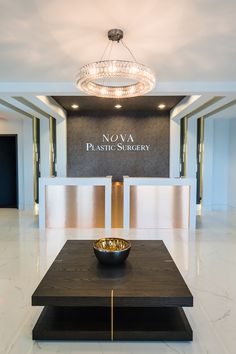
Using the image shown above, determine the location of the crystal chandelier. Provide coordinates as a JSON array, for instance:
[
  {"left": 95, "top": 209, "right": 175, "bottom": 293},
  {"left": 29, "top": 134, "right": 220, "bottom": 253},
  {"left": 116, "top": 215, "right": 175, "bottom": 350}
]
[{"left": 76, "top": 29, "right": 156, "bottom": 99}]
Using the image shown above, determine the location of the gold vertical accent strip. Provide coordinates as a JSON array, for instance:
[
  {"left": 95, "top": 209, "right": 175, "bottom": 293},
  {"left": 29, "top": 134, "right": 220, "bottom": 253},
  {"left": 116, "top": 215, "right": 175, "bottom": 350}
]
[
  {"left": 111, "top": 289, "right": 114, "bottom": 341},
  {"left": 199, "top": 117, "right": 204, "bottom": 204},
  {"left": 33, "top": 117, "right": 40, "bottom": 205},
  {"left": 182, "top": 116, "right": 188, "bottom": 177},
  {"left": 49, "top": 116, "right": 53, "bottom": 176},
  {"left": 180, "top": 116, "right": 188, "bottom": 177},
  {"left": 49, "top": 116, "right": 57, "bottom": 177}
]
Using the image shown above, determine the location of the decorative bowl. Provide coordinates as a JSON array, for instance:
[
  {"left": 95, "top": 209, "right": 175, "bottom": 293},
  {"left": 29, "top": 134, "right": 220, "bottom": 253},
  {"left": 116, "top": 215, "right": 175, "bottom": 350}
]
[{"left": 93, "top": 238, "right": 131, "bottom": 265}]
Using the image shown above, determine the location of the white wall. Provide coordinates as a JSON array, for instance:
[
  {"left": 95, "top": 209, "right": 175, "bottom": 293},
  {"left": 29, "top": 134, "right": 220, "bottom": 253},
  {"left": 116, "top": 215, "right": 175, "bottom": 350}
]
[
  {"left": 170, "top": 114, "right": 236, "bottom": 211},
  {"left": 0, "top": 113, "right": 67, "bottom": 211},
  {"left": 202, "top": 118, "right": 214, "bottom": 210},
  {"left": 228, "top": 118, "right": 236, "bottom": 208},
  {"left": 202, "top": 117, "right": 230, "bottom": 211},
  {"left": 212, "top": 119, "right": 229, "bottom": 209},
  {"left": 22, "top": 119, "right": 34, "bottom": 209},
  {"left": 40, "top": 119, "right": 50, "bottom": 177},
  {"left": 40, "top": 117, "right": 67, "bottom": 177},
  {"left": 56, "top": 118, "right": 67, "bottom": 176},
  {"left": 187, "top": 118, "right": 197, "bottom": 178},
  {"left": 0, "top": 117, "right": 34, "bottom": 209},
  {"left": 170, "top": 117, "right": 198, "bottom": 179},
  {"left": 169, "top": 118, "right": 180, "bottom": 177}
]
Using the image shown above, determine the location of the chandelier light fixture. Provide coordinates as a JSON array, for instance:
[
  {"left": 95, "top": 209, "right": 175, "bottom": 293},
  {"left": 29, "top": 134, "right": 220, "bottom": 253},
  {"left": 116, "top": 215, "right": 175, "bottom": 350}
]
[{"left": 76, "top": 29, "right": 156, "bottom": 99}]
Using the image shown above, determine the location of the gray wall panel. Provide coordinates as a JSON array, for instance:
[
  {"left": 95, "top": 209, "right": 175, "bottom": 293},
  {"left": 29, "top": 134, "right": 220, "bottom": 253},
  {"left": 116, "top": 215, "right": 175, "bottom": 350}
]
[{"left": 67, "top": 111, "right": 170, "bottom": 181}]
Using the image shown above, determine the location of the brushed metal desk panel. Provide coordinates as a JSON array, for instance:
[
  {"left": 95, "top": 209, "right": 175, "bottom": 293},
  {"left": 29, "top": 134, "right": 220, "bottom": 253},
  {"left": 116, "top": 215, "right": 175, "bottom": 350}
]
[
  {"left": 45, "top": 185, "right": 105, "bottom": 228},
  {"left": 130, "top": 185, "right": 190, "bottom": 229}
]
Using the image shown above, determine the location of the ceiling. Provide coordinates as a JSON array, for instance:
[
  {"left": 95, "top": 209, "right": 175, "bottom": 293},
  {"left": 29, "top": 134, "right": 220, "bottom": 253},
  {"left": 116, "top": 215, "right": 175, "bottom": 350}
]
[
  {"left": 0, "top": 0, "right": 236, "bottom": 95},
  {"left": 53, "top": 96, "right": 184, "bottom": 113}
]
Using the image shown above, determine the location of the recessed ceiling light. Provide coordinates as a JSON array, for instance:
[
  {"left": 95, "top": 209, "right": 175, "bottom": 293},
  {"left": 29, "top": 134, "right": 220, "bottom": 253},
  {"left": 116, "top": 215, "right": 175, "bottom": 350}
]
[
  {"left": 158, "top": 103, "right": 166, "bottom": 109},
  {"left": 71, "top": 104, "right": 79, "bottom": 109},
  {"left": 114, "top": 104, "right": 122, "bottom": 109}
]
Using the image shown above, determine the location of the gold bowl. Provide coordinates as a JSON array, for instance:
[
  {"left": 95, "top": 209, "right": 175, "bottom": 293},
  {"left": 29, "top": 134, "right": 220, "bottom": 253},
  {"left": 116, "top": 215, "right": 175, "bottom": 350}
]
[{"left": 93, "top": 238, "right": 131, "bottom": 265}]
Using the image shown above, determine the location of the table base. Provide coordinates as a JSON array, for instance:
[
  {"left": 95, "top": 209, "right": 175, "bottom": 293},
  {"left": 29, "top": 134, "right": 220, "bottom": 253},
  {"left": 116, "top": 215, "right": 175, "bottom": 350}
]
[{"left": 33, "top": 306, "right": 193, "bottom": 341}]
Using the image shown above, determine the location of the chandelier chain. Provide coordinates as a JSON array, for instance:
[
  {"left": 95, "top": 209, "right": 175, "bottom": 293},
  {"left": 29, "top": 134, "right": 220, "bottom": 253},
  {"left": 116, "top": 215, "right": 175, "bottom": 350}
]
[
  {"left": 121, "top": 39, "right": 137, "bottom": 62},
  {"left": 101, "top": 38, "right": 137, "bottom": 63},
  {"left": 108, "top": 41, "right": 114, "bottom": 61},
  {"left": 100, "top": 40, "right": 111, "bottom": 61}
]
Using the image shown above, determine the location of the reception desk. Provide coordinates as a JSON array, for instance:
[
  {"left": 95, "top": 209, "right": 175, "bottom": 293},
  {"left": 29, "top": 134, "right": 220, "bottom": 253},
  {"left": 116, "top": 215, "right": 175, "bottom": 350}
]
[
  {"left": 123, "top": 177, "right": 196, "bottom": 229},
  {"left": 39, "top": 177, "right": 112, "bottom": 229},
  {"left": 39, "top": 176, "right": 196, "bottom": 229}
]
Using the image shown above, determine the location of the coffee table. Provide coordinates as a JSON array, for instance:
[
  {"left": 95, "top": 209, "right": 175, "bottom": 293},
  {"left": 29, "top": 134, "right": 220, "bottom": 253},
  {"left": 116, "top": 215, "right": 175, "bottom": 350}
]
[{"left": 32, "top": 240, "right": 193, "bottom": 341}]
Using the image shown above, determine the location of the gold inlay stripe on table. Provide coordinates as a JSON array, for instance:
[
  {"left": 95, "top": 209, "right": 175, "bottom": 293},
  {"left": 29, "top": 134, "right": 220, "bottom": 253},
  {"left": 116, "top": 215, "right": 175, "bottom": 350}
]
[{"left": 111, "top": 289, "right": 114, "bottom": 341}]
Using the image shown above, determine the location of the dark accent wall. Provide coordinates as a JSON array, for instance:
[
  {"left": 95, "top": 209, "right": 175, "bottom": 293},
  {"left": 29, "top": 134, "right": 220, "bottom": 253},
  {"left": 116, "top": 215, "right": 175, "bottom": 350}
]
[{"left": 67, "top": 111, "right": 170, "bottom": 181}]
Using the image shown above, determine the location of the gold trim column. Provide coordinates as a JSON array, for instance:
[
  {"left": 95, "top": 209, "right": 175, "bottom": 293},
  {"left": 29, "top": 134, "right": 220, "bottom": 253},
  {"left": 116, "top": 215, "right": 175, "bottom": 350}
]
[
  {"left": 49, "top": 116, "right": 57, "bottom": 176},
  {"left": 197, "top": 117, "right": 204, "bottom": 205},
  {"left": 180, "top": 116, "right": 188, "bottom": 177},
  {"left": 33, "top": 117, "right": 40, "bottom": 205}
]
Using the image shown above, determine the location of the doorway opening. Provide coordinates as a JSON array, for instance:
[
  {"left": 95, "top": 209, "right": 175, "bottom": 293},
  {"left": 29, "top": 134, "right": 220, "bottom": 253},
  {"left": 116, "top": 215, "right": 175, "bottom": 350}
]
[{"left": 0, "top": 135, "right": 18, "bottom": 208}]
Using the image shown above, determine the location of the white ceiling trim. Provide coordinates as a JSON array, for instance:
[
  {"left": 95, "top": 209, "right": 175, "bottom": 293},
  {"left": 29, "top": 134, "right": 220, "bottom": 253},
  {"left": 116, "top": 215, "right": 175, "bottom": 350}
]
[
  {"left": 0, "top": 102, "right": 31, "bottom": 121},
  {"left": 1, "top": 82, "right": 236, "bottom": 96},
  {"left": 0, "top": 95, "right": 66, "bottom": 121},
  {"left": 1, "top": 97, "right": 48, "bottom": 120},
  {"left": 26, "top": 96, "right": 66, "bottom": 121},
  {"left": 188, "top": 96, "right": 236, "bottom": 120},
  {"left": 170, "top": 95, "right": 213, "bottom": 121}
]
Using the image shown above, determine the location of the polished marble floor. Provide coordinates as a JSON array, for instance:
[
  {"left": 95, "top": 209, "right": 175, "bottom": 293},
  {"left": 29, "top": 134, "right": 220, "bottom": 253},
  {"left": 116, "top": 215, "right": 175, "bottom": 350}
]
[{"left": 0, "top": 208, "right": 236, "bottom": 354}]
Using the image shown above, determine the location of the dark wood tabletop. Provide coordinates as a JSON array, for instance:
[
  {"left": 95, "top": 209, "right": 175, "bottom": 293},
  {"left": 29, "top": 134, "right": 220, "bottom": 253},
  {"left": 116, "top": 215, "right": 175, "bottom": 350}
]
[{"left": 32, "top": 240, "right": 193, "bottom": 308}]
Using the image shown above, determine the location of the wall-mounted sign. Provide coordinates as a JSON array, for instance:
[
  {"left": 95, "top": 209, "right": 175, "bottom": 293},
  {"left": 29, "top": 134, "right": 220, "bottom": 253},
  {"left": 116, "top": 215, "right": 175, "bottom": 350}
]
[
  {"left": 86, "top": 134, "right": 151, "bottom": 152},
  {"left": 67, "top": 113, "right": 169, "bottom": 181}
]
